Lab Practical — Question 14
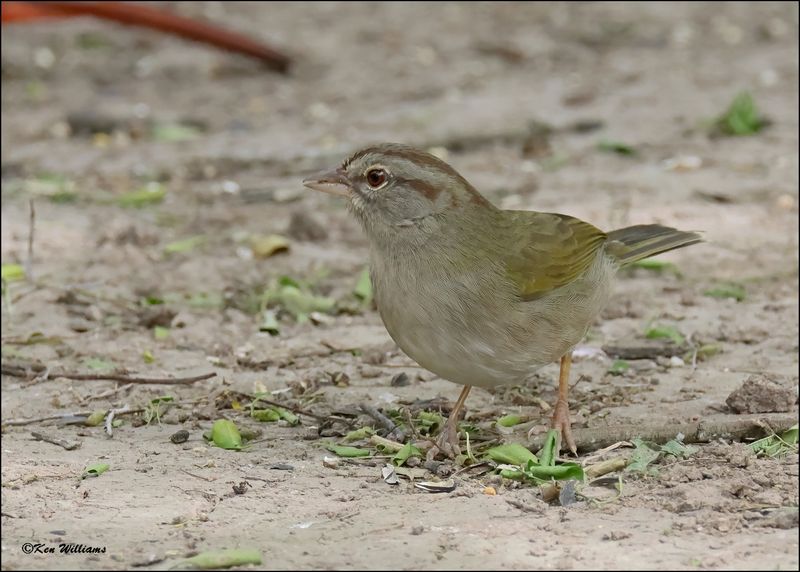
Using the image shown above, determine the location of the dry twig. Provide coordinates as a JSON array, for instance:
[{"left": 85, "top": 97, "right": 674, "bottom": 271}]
[
  {"left": 1, "top": 361, "right": 216, "bottom": 385},
  {"left": 2, "top": 408, "right": 144, "bottom": 427},
  {"left": 520, "top": 413, "right": 798, "bottom": 453},
  {"left": 30, "top": 431, "right": 80, "bottom": 450},
  {"left": 360, "top": 403, "right": 406, "bottom": 442}
]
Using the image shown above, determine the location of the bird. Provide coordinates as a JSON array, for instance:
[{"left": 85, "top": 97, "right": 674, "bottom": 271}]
[{"left": 303, "top": 143, "right": 701, "bottom": 458}]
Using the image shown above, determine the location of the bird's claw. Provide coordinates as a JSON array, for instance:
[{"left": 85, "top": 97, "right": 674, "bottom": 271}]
[
  {"left": 550, "top": 399, "right": 577, "bottom": 455},
  {"left": 425, "top": 420, "right": 461, "bottom": 461}
]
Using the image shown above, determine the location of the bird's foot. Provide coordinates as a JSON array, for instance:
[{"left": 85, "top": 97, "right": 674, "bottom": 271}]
[
  {"left": 425, "top": 419, "right": 461, "bottom": 461},
  {"left": 550, "top": 398, "right": 577, "bottom": 455}
]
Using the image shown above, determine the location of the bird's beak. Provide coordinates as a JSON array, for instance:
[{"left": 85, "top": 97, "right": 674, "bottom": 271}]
[{"left": 302, "top": 168, "right": 351, "bottom": 197}]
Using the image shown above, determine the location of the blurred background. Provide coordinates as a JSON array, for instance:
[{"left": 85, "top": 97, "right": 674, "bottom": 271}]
[{"left": 1, "top": 3, "right": 798, "bottom": 569}]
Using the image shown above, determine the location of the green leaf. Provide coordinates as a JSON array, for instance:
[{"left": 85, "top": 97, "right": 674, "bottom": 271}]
[
  {"left": 689, "top": 343, "right": 722, "bottom": 363},
  {"left": 540, "top": 153, "right": 570, "bottom": 172},
  {"left": 153, "top": 326, "right": 170, "bottom": 340},
  {"left": 210, "top": 419, "right": 243, "bottom": 450},
  {"left": 82, "top": 463, "right": 109, "bottom": 478},
  {"left": 522, "top": 459, "right": 584, "bottom": 481},
  {"left": 496, "top": 414, "right": 524, "bottom": 428},
  {"left": 714, "top": 92, "right": 766, "bottom": 136},
  {"left": 262, "top": 277, "right": 335, "bottom": 323},
  {"left": 608, "top": 359, "right": 630, "bottom": 376},
  {"left": 84, "top": 357, "right": 114, "bottom": 372},
  {"left": 142, "top": 349, "right": 155, "bottom": 364},
  {"left": 626, "top": 438, "right": 661, "bottom": 474},
  {"left": 278, "top": 275, "right": 302, "bottom": 289},
  {"left": 749, "top": 424, "right": 798, "bottom": 458},
  {"left": 485, "top": 443, "right": 538, "bottom": 466},
  {"left": 343, "top": 426, "right": 375, "bottom": 442},
  {"left": 186, "top": 292, "right": 223, "bottom": 309},
  {"left": 354, "top": 267, "right": 373, "bottom": 305},
  {"left": 645, "top": 324, "right": 685, "bottom": 346},
  {"left": 251, "top": 409, "right": 281, "bottom": 422},
  {"left": 85, "top": 409, "right": 107, "bottom": 427},
  {"left": 13, "top": 332, "right": 63, "bottom": 345},
  {"left": 117, "top": 183, "right": 166, "bottom": 208},
  {"left": 660, "top": 439, "right": 698, "bottom": 458},
  {"left": 499, "top": 467, "right": 526, "bottom": 480},
  {"left": 163, "top": 235, "right": 205, "bottom": 255},
  {"left": 392, "top": 442, "right": 423, "bottom": 466},
  {"left": 597, "top": 140, "right": 637, "bottom": 156},
  {"left": 178, "top": 548, "right": 262, "bottom": 570},
  {"left": 538, "top": 430, "right": 559, "bottom": 467},
  {"left": 258, "top": 310, "right": 280, "bottom": 336},
  {"left": 415, "top": 410, "right": 444, "bottom": 436},
  {"left": 274, "top": 406, "right": 300, "bottom": 426},
  {"left": 151, "top": 122, "right": 202, "bottom": 142},
  {"left": 1, "top": 264, "right": 25, "bottom": 282},
  {"left": 704, "top": 282, "right": 746, "bottom": 302},
  {"left": 143, "top": 396, "right": 174, "bottom": 425},
  {"left": 631, "top": 258, "right": 679, "bottom": 274},
  {"left": 22, "top": 174, "right": 77, "bottom": 203},
  {"left": 324, "top": 443, "right": 370, "bottom": 458}
]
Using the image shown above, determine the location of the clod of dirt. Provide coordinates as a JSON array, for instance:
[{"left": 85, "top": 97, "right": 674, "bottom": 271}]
[
  {"left": 232, "top": 481, "right": 250, "bottom": 495},
  {"left": 725, "top": 374, "right": 796, "bottom": 413},
  {"left": 360, "top": 343, "right": 396, "bottom": 365},
  {"left": 287, "top": 210, "right": 328, "bottom": 242},
  {"left": 138, "top": 306, "right": 177, "bottom": 328},
  {"left": 757, "top": 508, "right": 799, "bottom": 530},
  {"left": 390, "top": 372, "right": 410, "bottom": 387},
  {"left": 170, "top": 430, "right": 190, "bottom": 444}
]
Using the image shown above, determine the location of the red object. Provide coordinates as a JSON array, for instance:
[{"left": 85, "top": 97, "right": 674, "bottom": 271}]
[{"left": 1, "top": 1, "right": 290, "bottom": 72}]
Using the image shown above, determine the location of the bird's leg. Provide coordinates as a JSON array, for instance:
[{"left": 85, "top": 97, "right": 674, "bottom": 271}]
[
  {"left": 426, "top": 385, "right": 472, "bottom": 461},
  {"left": 550, "top": 353, "right": 577, "bottom": 455}
]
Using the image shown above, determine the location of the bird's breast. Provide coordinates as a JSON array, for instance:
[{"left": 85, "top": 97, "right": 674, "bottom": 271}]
[{"left": 369, "top": 248, "right": 617, "bottom": 389}]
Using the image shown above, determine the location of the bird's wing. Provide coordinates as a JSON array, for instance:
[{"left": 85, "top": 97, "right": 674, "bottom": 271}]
[{"left": 503, "top": 211, "right": 608, "bottom": 300}]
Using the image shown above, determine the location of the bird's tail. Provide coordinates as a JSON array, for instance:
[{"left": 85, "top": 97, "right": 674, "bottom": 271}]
[{"left": 606, "top": 224, "right": 702, "bottom": 265}]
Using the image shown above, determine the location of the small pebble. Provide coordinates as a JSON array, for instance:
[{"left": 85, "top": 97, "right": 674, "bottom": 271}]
[
  {"left": 390, "top": 372, "right": 410, "bottom": 387},
  {"left": 170, "top": 430, "right": 190, "bottom": 444}
]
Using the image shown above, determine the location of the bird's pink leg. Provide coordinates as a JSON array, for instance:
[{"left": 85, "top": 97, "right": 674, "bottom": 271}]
[{"left": 550, "top": 353, "right": 577, "bottom": 455}]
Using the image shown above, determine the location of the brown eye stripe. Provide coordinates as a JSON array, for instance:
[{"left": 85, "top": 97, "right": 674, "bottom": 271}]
[
  {"left": 343, "top": 143, "right": 492, "bottom": 206},
  {"left": 396, "top": 177, "right": 442, "bottom": 201}
]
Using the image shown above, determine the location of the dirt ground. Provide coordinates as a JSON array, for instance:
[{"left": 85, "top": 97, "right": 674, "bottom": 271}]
[{"left": 1, "top": 2, "right": 798, "bottom": 570}]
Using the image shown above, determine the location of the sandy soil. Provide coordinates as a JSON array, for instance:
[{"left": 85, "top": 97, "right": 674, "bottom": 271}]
[{"left": 1, "top": 2, "right": 798, "bottom": 570}]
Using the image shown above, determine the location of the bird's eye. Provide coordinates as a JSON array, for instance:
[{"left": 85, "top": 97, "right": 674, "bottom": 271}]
[{"left": 366, "top": 168, "right": 387, "bottom": 188}]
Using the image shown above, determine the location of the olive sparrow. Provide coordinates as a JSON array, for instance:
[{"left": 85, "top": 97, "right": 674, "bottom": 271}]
[{"left": 303, "top": 143, "right": 701, "bottom": 459}]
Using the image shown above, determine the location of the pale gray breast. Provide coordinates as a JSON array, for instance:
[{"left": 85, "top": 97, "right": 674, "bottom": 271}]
[{"left": 370, "top": 247, "right": 617, "bottom": 389}]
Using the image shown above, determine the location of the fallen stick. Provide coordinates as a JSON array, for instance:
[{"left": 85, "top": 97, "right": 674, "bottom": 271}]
[
  {"left": 360, "top": 403, "right": 406, "bottom": 442},
  {"left": 1, "top": 362, "right": 216, "bottom": 385},
  {"left": 25, "top": 199, "right": 35, "bottom": 282},
  {"left": 519, "top": 413, "right": 798, "bottom": 453},
  {"left": 245, "top": 393, "right": 343, "bottom": 423},
  {"left": 5, "top": 1, "right": 291, "bottom": 72},
  {"left": 601, "top": 343, "right": 682, "bottom": 360},
  {"left": 584, "top": 457, "right": 629, "bottom": 479},
  {"left": 2, "top": 408, "right": 144, "bottom": 427},
  {"left": 30, "top": 431, "right": 80, "bottom": 450},
  {"left": 105, "top": 405, "right": 130, "bottom": 437},
  {"left": 369, "top": 434, "right": 406, "bottom": 453}
]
